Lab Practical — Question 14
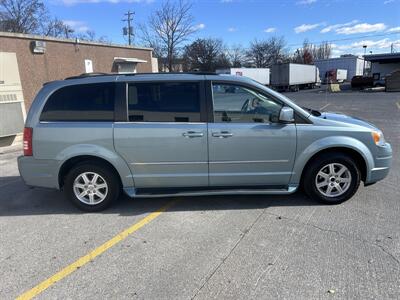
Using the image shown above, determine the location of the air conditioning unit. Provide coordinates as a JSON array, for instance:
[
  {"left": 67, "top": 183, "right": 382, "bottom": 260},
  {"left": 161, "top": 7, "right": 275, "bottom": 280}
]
[
  {"left": 30, "top": 40, "right": 46, "bottom": 54},
  {"left": 0, "top": 52, "right": 25, "bottom": 138}
]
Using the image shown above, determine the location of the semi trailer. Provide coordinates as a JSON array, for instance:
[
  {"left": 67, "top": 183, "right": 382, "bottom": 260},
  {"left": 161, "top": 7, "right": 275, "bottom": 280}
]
[{"left": 271, "top": 63, "right": 320, "bottom": 92}]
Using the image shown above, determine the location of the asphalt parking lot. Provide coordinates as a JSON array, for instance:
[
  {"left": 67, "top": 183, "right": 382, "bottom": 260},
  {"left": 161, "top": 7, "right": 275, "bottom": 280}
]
[{"left": 1, "top": 88, "right": 399, "bottom": 299}]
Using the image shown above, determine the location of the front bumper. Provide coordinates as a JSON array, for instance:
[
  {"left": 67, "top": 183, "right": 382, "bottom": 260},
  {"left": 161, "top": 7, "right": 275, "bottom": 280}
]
[
  {"left": 18, "top": 156, "right": 60, "bottom": 189},
  {"left": 366, "top": 142, "right": 392, "bottom": 184}
]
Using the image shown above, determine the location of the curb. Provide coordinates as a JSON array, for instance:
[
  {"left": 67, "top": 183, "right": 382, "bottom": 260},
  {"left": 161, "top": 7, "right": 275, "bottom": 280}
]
[{"left": 0, "top": 143, "right": 22, "bottom": 155}]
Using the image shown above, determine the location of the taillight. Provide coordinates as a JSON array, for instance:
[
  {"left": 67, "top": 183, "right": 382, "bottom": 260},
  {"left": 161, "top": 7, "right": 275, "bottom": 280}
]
[{"left": 23, "top": 127, "right": 33, "bottom": 156}]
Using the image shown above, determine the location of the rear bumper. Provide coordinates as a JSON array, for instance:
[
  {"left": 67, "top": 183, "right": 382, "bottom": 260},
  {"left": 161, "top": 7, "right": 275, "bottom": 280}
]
[
  {"left": 365, "top": 143, "right": 392, "bottom": 184},
  {"left": 18, "top": 156, "right": 60, "bottom": 189}
]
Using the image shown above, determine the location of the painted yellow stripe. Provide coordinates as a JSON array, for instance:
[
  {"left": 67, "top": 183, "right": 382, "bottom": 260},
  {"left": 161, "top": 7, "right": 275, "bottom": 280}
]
[{"left": 17, "top": 200, "right": 178, "bottom": 300}]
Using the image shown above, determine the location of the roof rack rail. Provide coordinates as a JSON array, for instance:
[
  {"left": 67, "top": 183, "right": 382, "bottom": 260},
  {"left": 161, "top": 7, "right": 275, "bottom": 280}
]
[
  {"left": 65, "top": 71, "right": 218, "bottom": 80},
  {"left": 65, "top": 72, "right": 112, "bottom": 80},
  {"left": 123, "top": 71, "right": 217, "bottom": 76}
]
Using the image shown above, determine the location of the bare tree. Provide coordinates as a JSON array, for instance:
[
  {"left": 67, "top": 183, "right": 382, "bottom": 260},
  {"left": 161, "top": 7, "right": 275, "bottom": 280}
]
[
  {"left": 139, "top": 0, "right": 196, "bottom": 72},
  {"left": 0, "top": 0, "right": 111, "bottom": 43},
  {"left": 246, "top": 37, "right": 288, "bottom": 68},
  {"left": 313, "top": 41, "right": 331, "bottom": 60},
  {"left": 42, "top": 17, "right": 73, "bottom": 38},
  {"left": 226, "top": 44, "right": 246, "bottom": 67},
  {"left": 0, "top": 0, "right": 46, "bottom": 33},
  {"left": 182, "top": 38, "right": 230, "bottom": 71},
  {"left": 77, "top": 30, "right": 111, "bottom": 43},
  {"left": 293, "top": 39, "right": 332, "bottom": 64}
]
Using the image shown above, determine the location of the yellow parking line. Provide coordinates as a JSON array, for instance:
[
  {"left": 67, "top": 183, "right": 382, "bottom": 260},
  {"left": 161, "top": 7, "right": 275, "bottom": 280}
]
[{"left": 17, "top": 200, "right": 178, "bottom": 300}]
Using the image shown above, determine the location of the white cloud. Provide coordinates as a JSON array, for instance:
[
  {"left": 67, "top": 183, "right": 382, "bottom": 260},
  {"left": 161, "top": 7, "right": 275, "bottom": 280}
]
[
  {"left": 63, "top": 20, "right": 90, "bottom": 32},
  {"left": 333, "top": 38, "right": 400, "bottom": 50},
  {"left": 294, "top": 23, "right": 323, "bottom": 33},
  {"left": 388, "top": 26, "right": 400, "bottom": 32},
  {"left": 320, "top": 20, "right": 358, "bottom": 33},
  {"left": 297, "top": 0, "right": 317, "bottom": 4},
  {"left": 336, "top": 23, "right": 386, "bottom": 35},
  {"left": 228, "top": 27, "right": 237, "bottom": 32},
  {"left": 193, "top": 23, "right": 205, "bottom": 30},
  {"left": 264, "top": 27, "right": 276, "bottom": 33},
  {"left": 384, "top": 0, "right": 395, "bottom": 4}
]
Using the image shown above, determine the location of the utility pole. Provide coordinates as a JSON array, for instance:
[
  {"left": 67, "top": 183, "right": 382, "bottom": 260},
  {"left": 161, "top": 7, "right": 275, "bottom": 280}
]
[
  {"left": 391, "top": 43, "right": 394, "bottom": 53},
  {"left": 122, "top": 10, "right": 134, "bottom": 46}
]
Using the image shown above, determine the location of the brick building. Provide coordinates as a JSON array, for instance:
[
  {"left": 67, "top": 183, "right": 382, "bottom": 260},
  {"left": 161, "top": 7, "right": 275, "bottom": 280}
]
[
  {"left": 0, "top": 31, "right": 157, "bottom": 109},
  {"left": 0, "top": 32, "right": 157, "bottom": 146}
]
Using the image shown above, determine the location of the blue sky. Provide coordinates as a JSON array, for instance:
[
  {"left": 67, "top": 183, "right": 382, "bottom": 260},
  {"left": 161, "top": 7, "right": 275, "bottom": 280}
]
[{"left": 47, "top": 0, "right": 400, "bottom": 56}]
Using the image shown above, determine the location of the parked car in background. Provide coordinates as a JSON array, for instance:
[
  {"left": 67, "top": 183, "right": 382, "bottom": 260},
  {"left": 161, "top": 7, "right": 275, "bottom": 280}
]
[
  {"left": 351, "top": 76, "right": 374, "bottom": 89},
  {"left": 18, "top": 73, "right": 392, "bottom": 211}
]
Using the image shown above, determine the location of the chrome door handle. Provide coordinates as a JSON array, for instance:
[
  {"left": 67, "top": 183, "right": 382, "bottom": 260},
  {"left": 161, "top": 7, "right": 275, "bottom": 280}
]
[
  {"left": 182, "top": 131, "right": 204, "bottom": 138},
  {"left": 212, "top": 131, "right": 233, "bottom": 138}
]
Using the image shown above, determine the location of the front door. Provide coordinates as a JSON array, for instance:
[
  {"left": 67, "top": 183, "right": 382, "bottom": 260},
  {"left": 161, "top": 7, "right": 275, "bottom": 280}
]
[
  {"left": 114, "top": 81, "right": 208, "bottom": 188},
  {"left": 208, "top": 82, "right": 297, "bottom": 187}
]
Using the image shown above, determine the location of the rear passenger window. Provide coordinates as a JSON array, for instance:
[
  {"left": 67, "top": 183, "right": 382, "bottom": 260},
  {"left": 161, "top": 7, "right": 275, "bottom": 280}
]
[
  {"left": 40, "top": 83, "right": 115, "bottom": 122},
  {"left": 128, "top": 82, "right": 200, "bottom": 122}
]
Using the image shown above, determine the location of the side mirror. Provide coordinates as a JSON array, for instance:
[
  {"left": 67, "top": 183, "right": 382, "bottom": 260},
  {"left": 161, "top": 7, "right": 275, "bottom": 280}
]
[{"left": 279, "top": 107, "right": 294, "bottom": 123}]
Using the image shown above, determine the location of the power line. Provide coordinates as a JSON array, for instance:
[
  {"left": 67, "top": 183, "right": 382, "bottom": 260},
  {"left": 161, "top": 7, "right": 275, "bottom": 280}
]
[
  {"left": 224, "top": 31, "right": 400, "bottom": 50},
  {"left": 287, "top": 31, "right": 400, "bottom": 48}
]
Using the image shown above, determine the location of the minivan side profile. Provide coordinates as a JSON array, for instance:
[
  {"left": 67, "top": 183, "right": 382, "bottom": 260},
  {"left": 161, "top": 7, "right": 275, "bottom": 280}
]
[{"left": 18, "top": 73, "right": 392, "bottom": 211}]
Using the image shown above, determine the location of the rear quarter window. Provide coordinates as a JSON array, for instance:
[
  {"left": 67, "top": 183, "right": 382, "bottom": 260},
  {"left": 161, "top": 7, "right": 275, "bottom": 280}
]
[{"left": 40, "top": 83, "right": 115, "bottom": 122}]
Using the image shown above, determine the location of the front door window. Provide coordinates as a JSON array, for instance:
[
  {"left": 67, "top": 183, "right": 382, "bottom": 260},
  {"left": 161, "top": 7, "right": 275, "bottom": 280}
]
[{"left": 212, "top": 84, "right": 282, "bottom": 123}]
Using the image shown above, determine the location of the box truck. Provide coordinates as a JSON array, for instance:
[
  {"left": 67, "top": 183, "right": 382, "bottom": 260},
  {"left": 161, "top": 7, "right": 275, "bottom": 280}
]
[
  {"left": 216, "top": 68, "right": 270, "bottom": 85},
  {"left": 324, "top": 69, "right": 348, "bottom": 83},
  {"left": 271, "top": 63, "right": 320, "bottom": 92}
]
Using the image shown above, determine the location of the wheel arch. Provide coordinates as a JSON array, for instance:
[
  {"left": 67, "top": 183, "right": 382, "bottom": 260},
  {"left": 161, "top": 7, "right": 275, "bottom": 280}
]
[
  {"left": 58, "top": 155, "right": 123, "bottom": 190},
  {"left": 299, "top": 147, "right": 368, "bottom": 185},
  {"left": 54, "top": 144, "right": 134, "bottom": 190},
  {"left": 291, "top": 136, "right": 374, "bottom": 185}
]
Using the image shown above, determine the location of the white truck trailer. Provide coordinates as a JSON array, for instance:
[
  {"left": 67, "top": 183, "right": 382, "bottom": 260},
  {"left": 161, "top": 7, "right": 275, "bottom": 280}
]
[
  {"left": 314, "top": 56, "right": 365, "bottom": 82},
  {"left": 216, "top": 68, "right": 270, "bottom": 85},
  {"left": 271, "top": 63, "right": 320, "bottom": 92}
]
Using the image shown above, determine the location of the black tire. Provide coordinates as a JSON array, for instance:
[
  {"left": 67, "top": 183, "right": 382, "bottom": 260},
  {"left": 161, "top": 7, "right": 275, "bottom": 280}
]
[
  {"left": 64, "top": 162, "right": 120, "bottom": 212},
  {"left": 303, "top": 153, "right": 361, "bottom": 204}
]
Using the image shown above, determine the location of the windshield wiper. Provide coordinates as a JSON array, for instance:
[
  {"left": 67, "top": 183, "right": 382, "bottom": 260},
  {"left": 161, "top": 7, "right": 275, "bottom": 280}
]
[{"left": 302, "top": 106, "right": 322, "bottom": 117}]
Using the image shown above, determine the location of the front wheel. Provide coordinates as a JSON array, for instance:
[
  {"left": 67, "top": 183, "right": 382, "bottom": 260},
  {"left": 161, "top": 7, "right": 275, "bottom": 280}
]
[
  {"left": 64, "top": 163, "right": 120, "bottom": 212},
  {"left": 303, "top": 153, "right": 361, "bottom": 204}
]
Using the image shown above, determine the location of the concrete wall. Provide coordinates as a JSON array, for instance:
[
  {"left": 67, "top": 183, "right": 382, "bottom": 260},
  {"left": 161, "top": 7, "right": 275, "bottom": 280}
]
[{"left": 0, "top": 32, "right": 155, "bottom": 110}]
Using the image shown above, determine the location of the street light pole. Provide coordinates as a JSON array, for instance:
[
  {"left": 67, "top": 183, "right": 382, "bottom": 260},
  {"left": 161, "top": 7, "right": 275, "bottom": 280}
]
[{"left": 363, "top": 45, "right": 367, "bottom": 76}]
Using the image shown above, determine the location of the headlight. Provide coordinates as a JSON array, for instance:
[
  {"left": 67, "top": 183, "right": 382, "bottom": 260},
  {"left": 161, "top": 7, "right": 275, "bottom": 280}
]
[{"left": 371, "top": 130, "right": 385, "bottom": 146}]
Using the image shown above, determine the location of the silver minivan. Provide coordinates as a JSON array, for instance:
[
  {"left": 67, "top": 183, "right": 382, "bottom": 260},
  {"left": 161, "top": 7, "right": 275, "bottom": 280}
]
[{"left": 18, "top": 73, "right": 392, "bottom": 211}]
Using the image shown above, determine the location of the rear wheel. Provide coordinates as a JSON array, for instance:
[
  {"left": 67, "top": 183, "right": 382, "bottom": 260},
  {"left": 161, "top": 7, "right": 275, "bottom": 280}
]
[
  {"left": 303, "top": 153, "right": 361, "bottom": 204},
  {"left": 64, "top": 163, "right": 120, "bottom": 211}
]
